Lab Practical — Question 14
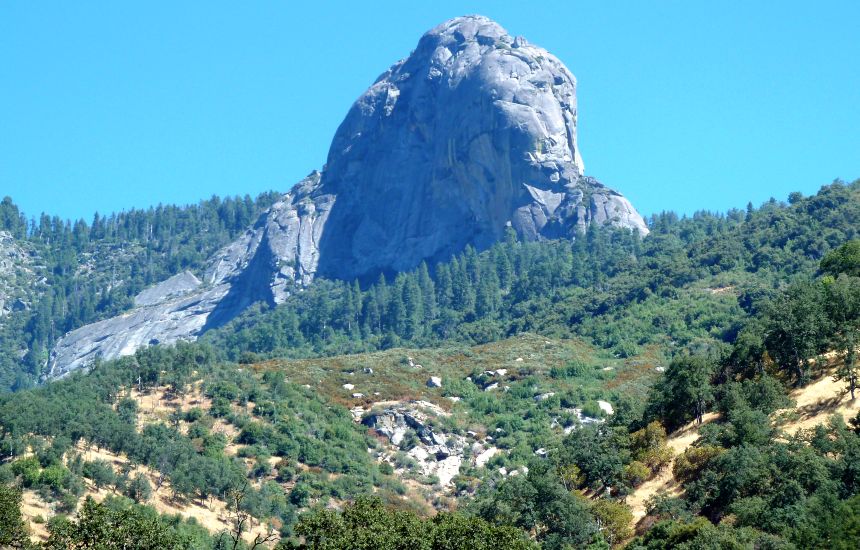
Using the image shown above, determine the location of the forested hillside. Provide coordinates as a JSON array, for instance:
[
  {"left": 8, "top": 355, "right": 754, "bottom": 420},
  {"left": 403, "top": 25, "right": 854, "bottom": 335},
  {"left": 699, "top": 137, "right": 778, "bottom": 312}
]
[
  {"left": 1, "top": 180, "right": 860, "bottom": 548},
  {"left": 3, "top": 180, "right": 857, "bottom": 393},
  {"left": 205, "top": 180, "right": 860, "bottom": 363},
  {"left": 0, "top": 192, "right": 279, "bottom": 390}
]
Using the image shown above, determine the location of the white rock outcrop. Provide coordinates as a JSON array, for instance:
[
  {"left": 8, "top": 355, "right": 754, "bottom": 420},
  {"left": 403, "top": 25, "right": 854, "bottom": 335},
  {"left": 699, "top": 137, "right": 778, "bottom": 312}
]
[{"left": 362, "top": 401, "right": 466, "bottom": 486}]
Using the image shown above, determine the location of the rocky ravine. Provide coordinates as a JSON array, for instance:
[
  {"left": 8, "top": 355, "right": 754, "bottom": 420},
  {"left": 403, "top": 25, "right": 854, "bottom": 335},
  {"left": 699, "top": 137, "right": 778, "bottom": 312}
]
[{"left": 48, "top": 15, "right": 647, "bottom": 378}]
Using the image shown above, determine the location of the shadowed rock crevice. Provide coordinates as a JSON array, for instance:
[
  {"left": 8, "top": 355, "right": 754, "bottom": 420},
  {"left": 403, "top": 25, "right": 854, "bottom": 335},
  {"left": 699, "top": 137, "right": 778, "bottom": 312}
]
[{"left": 201, "top": 232, "right": 277, "bottom": 332}]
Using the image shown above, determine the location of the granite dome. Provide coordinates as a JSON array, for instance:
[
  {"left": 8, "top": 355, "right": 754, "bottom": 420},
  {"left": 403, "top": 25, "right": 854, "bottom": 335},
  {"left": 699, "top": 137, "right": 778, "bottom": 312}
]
[{"left": 48, "top": 15, "right": 648, "bottom": 378}]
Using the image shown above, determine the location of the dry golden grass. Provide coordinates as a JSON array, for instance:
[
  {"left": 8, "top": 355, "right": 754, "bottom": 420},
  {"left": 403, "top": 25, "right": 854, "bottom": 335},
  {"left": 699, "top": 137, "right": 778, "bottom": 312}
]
[
  {"left": 629, "top": 362, "right": 860, "bottom": 530},
  {"left": 626, "top": 412, "right": 718, "bottom": 525},
  {"left": 20, "top": 490, "right": 51, "bottom": 542},
  {"left": 779, "top": 369, "right": 860, "bottom": 435}
]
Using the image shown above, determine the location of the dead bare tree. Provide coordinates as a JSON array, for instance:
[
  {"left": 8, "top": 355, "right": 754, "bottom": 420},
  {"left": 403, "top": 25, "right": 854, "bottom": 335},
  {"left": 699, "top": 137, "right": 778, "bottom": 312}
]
[
  {"left": 225, "top": 482, "right": 279, "bottom": 550},
  {"left": 250, "top": 526, "right": 280, "bottom": 550}
]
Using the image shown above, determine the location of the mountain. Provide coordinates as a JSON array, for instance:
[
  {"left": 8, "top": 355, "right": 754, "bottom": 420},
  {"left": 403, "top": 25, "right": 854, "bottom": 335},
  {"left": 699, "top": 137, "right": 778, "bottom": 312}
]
[
  {"left": 47, "top": 15, "right": 647, "bottom": 378},
  {"left": 313, "top": 15, "right": 647, "bottom": 279},
  {"left": 4, "top": 12, "right": 860, "bottom": 550}
]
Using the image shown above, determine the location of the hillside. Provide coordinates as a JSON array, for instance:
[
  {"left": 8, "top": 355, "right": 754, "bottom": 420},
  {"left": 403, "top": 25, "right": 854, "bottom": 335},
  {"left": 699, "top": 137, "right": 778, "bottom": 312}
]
[
  {"left": 626, "top": 412, "right": 718, "bottom": 525},
  {"left": 5, "top": 269, "right": 860, "bottom": 548},
  {"left": 0, "top": 332, "right": 656, "bottom": 545},
  {"left": 1, "top": 167, "right": 857, "bottom": 393},
  {"left": 628, "top": 368, "right": 860, "bottom": 527},
  {"left": 19, "top": 440, "right": 272, "bottom": 545},
  {"left": 0, "top": 193, "right": 279, "bottom": 390},
  {"left": 1, "top": 181, "right": 859, "bottom": 547}
]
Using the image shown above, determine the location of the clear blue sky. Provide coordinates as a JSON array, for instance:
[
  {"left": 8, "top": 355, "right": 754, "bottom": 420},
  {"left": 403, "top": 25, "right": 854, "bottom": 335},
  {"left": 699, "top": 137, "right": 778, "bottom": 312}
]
[{"left": 2, "top": 1, "right": 858, "bottom": 223}]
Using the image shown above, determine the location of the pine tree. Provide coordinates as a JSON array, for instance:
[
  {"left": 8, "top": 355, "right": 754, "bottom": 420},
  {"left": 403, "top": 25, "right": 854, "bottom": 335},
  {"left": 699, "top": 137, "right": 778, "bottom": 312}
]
[
  {"left": 417, "top": 262, "right": 436, "bottom": 326},
  {"left": 450, "top": 257, "right": 475, "bottom": 314},
  {"left": 402, "top": 275, "right": 424, "bottom": 340},
  {"left": 373, "top": 273, "right": 389, "bottom": 333},
  {"left": 435, "top": 264, "right": 453, "bottom": 310},
  {"left": 475, "top": 267, "right": 501, "bottom": 318},
  {"left": 350, "top": 280, "right": 363, "bottom": 335},
  {"left": 388, "top": 274, "right": 407, "bottom": 336},
  {"left": 464, "top": 245, "right": 480, "bottom": 285},
  {"left": 493, "top": 246, "right": 513, "bottom": 292}
]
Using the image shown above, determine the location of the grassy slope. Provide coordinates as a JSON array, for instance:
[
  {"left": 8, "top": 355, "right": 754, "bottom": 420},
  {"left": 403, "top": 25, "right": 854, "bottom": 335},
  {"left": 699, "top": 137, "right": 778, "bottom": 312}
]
[
  {"left": 254, "top": 333, "right": 661, "bottom": 409},
  {"left": 13, "top": 332, "right": 661, "bottom": 543},
  {"left": 627, "top": 358, "right": 860, "bottom": 531}
]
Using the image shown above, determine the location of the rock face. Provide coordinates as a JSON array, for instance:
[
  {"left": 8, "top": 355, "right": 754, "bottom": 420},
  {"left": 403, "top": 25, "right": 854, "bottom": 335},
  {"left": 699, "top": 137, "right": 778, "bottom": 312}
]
[
  {"left": 315, "top": 15, "right": 647, "bottom": 280},
  {"left": 133, "top": 271, "right": 201, "bottom": 308},
  {"left": 47, "top": 15, "right": 647, "bottom": 378},
  {"left": 362, "top": 401, "right": 466, "bottom": 486},
  {"left": 48, "top": 172, "right": 332, "bottom": 378}
]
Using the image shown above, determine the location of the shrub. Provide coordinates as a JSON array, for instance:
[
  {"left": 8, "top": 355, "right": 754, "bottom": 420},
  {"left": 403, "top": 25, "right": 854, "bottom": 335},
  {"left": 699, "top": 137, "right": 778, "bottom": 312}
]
[
  {"left": 581, "top": 401, "right": 604, "bottom": 419},
  {"left": 82, "top": 460, "right": 116, "bottom": 489},
  {"left": 631, "top": 421, "right": 673, "bottom": 472},
  {"left": 183, "top": 407, "right": 204, "bottom": 422},
  {"left": 591, "top": 499, "right": 633, "bottom": 545},
  {"left": 625, "top": 461, "right": 651, "bottom": 487},
  {"left": 124, "top": 473, "right": 152, "bottom": 503},
  {"left": 673, "top": 445, "right": 724, "bottom": 484}
]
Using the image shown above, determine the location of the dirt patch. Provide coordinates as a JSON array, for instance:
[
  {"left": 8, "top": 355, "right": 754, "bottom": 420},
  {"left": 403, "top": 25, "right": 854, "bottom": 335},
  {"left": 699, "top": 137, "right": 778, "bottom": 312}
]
[
  {"left": 21, "top": 490, "right": 51, "bottom": 542},
  {"left": 626, "top": 412, "right": 718, "bottom": 525},
  {"left": 779, "top": 370, "right": 860, "bottom": 434}
]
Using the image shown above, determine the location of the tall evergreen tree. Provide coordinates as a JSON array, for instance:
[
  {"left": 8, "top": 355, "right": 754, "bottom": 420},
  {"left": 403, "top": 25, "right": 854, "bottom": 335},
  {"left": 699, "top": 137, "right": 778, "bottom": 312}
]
[
  {"left": 402, "top": 275, "right": 424, "bottom": 340},
  {"left": 417, "top": 262, "right": 436, "bottom": 325}
]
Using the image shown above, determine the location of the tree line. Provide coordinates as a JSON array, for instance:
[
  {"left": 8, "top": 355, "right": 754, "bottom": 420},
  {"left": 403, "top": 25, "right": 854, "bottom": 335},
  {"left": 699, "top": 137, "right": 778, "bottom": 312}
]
[{"left": 209, "top": 181, "right": 860, "bottom": 367}]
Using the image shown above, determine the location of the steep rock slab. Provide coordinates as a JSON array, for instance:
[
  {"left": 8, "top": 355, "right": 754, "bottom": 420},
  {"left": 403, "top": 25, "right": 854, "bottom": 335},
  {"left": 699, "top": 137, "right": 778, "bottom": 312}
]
[
  {"left": 133, "top": 271, "right": 201, "bottom": 307},
  {"left": 47, "top": 173, "right": 333, "bottom": 378}
]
